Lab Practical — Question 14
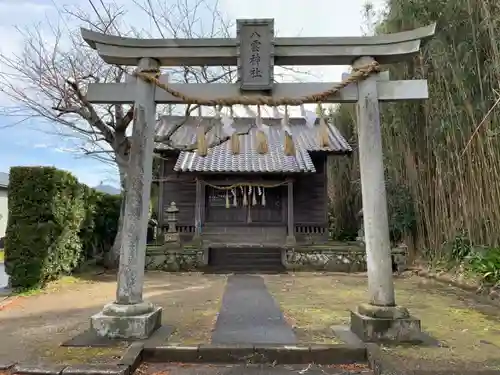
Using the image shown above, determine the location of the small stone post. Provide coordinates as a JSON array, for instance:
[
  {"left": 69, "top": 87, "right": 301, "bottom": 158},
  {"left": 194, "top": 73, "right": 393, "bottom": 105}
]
[
  {"left": 349, "top": 56, "right": 421, "bottom": 343},
  {"left": 356, "top": 209, "right": 365, "bottom": 244},
  {"left": 90, "top": 57, "right": 162, "bottom": 339}
]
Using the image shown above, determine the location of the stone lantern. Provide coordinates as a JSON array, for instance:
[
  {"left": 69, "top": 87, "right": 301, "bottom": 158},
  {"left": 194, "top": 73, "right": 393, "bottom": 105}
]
[
  {"left": 164, "top": 202, "right": 180, "bottom": 245},
  {"left": 356, "top": 208, "right": 365, "bottom": 244}
]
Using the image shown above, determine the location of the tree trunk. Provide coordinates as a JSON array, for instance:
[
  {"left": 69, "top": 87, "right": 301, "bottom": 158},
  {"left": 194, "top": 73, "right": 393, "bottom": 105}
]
[{"left": 105, "top": 165, "right": 128, "bottom": 269}]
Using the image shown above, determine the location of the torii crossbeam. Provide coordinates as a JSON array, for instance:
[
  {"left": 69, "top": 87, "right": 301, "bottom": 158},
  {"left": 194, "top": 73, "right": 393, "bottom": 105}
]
[{"left": 82, "top": 19, "right": 436, "bottom": 343}]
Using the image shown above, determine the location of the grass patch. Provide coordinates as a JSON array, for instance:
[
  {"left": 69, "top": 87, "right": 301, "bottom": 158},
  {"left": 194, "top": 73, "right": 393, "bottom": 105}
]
[
  {"left": 145, "top": 273, "right": 226, "bottom": 345},
  {"left": 11, "top": 269, "right": 105, "bottom": 297},
  {"left": 264, "top": 273, "right": 366, "bottom": 344},
  {"left": 264, "top": 273, "right": 500, "bottom": 368},
  {"left": 165, "top": 297, "right": 222, "bottom": 345}
]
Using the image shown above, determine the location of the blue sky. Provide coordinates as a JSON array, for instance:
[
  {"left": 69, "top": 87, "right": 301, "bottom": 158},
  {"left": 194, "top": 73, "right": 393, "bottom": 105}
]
[{"left": 0, "top": 0, "right": 385, "bottom": 188}]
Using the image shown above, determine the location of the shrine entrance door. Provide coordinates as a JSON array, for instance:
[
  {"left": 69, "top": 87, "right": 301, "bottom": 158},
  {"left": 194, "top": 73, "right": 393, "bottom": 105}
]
[{"left": 205, "top": 185, "right": 284, "bottom": 225}]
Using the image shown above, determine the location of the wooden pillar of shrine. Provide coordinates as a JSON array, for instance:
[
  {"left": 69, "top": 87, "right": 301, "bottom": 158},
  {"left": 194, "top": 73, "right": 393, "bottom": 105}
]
[
  {"left": 286, "top": 180, "right": 296, "bottom": 246},
  {"left": 194, "top": 179, "right": 204, "bottom": 242},
  {"left": 157, "top": 158, "right": 165, "bottom": 236}
]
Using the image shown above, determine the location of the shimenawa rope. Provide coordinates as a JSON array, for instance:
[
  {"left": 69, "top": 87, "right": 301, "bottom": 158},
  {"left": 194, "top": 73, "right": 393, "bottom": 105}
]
[
  {"left": 133, "top": 61, "right": 381, "bottom": 106},
  {"left": 203, "top": 181, "right": 289, "bottom": 190}
]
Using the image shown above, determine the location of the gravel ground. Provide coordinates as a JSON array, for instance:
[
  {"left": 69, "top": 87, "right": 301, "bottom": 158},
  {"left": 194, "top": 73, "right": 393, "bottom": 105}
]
[{"left": 0, "top": 271, "right": 226, "bottom": 364}]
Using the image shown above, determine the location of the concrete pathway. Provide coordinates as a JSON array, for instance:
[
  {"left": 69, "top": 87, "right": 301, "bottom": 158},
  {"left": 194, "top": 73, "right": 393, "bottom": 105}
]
[{"left": 211, "top": 274, "right": 297, "bottom": 345}]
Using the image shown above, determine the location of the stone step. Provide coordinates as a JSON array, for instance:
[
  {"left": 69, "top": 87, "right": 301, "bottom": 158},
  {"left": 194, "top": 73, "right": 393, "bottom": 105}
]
[
  {"left": 211, "top": 253, "right": 282, "bottom": 260},
  {"left": 209, "top": 247, "right": 284, "bottom": 272},
  {"left": 211, "top": 248, "right": 283, "bottom": 254},
  {"left": 203, "top": 235, "right": 286, "bottom": 240},
  {"left": 208, "top": 264, "right": 286, "bottom": 272},
  {"left": 211, "top": 259, "right": 283, "bottom": 267}
]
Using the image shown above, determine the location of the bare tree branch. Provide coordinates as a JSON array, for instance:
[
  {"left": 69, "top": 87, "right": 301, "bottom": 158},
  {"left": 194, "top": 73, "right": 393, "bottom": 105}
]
[{"left": 0, "top": 0, "right": 315, "bottom": 266}]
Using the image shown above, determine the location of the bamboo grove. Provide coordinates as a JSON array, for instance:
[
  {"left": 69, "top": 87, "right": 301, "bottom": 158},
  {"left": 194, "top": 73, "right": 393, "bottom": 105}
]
[{"left": 328, "top": 0, "right": 500, "bottom": 263}]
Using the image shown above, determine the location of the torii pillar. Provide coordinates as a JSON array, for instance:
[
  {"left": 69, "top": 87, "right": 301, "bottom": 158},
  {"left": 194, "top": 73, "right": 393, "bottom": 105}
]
[
  {"left": 90, "top": 57, "right": 162, "bottom": 339},
  {"left": 349, "top": 56, "right": 421, "bottom": 342}
]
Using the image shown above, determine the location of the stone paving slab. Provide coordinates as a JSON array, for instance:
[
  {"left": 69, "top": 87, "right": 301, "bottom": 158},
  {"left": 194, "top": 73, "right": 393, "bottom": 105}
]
[
  {"left": 4, "top": 344, "right": 145, "bottom": 375},
  {"left": 142, "top": 344, "right": 367, "bottom": 364},
  {"left": 13, "top": 364, "right": 67, "bottom": 375},
  {"left": 61, "top": 364, "right": 129, "bottom": 375},
  {"left": 62, "top": 326, "right": 174, "bottom": 348},
  {"left": 134, "top": 363, "right": 373, "bottom": 375},
  {"left": 211, "top": 275, "right": 297, "bottom": 345}
]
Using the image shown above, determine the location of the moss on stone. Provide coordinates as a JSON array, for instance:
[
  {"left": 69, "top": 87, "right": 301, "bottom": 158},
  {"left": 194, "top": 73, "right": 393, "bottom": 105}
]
[{"left": 36, "top": 346, "right": 126, "bottom": 365}]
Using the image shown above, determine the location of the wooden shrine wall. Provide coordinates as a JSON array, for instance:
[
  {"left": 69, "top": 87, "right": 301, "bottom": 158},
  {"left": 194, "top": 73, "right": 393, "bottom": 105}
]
[
  {"left": 160, "top": 158, "right": 197, "bottom": 239},
  {"left": 293, "top": 153, "right": 329, "bottom": 242},
  {"left": 159, "top": 153, "right": 329, "bottom": 243}
]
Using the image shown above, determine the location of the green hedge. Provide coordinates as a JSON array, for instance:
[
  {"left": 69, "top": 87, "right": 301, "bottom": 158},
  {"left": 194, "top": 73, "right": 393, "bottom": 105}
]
[
  {"left": 79, "top": 185, "right": 121, "bottom": 261},
  {"left": 4, "top": 166, "right": 121, "bottom": 289}
]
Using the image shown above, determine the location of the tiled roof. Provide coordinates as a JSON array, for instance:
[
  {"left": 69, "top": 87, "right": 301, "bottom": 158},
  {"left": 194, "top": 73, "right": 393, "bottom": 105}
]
[
  {"left": 175, "top": 127, "right": 317, "bottom": 173},
  {"left": 0, "top": 172, "right": 8, "bottom": 188},
  {"left": 155, "top": 115, "right": 352, "bottom": 173}
]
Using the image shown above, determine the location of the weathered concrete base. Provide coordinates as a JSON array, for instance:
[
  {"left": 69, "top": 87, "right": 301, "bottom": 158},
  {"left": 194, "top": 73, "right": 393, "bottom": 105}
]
[
  {"left": 350, "top": 304, "right": 422, "bottom": 343},
  {"left": 91, "top": 302, "right": 162, "bottom": 340},
  {"left": 143, "top": 344, "right": 366, "bottom": 364}
]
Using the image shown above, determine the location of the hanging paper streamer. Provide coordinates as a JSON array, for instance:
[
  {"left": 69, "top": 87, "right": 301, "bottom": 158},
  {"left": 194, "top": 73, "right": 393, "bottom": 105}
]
[
  {"left": 272, "top": 106, "right": 282, "bottom": 119},
  {"left": 221, "top": 107, "right": 240, "bottom": 155},
  {"left": 255, "top": 106, "right": 268, "bottom": 154},
  {"left": 230, "top": 107, "right": 240, "bottom": 155},
  {"left": 231, "top": 188, "right": 238, "bottom": 207},
  {"left": 316, "top": 103, "right": 330, "bottom": 148},
  {"left": 196, "top": 126, "right": 208, "bottom": 156},
  {"left": 196, "top": 106, "right": 208, "bottom": 156},
  {"left": 282, "top": 106, "right": 295, "bottom": 156},
  {"left": 243, "top": 105, "right": 256, "bottom": 117},
  {"left": 225, "top": 189, "right": 230, "bottom": 208},
  {"left": 252, "top": 187, "right": 257, "bottom": 206},
  {"left": 300, "top": 104, "right": 317, "bottom": 129},
  {"left": 315, "top": 102, "right": 324, "bottom": 117},
  {"left": 258, "top": 186, "right": 266, "bottom": 207},
  {"left": 242, "top": 186, "right": 248, "bottom": 206}
]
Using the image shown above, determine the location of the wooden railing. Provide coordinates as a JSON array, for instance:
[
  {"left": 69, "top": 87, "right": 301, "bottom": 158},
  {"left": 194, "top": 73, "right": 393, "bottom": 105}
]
[
  {"left": 294, "top": 224, "right": 327, "bottom": 235},
  {"left": 176, "top": 225, "right": 196, "bottom": 234}
]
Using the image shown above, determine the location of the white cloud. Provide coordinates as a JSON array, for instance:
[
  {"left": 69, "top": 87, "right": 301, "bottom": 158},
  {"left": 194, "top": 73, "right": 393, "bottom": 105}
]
[
  {"left": 221, "top": 0, "right": 385, "bottom": 81},
  {"left": 33, "top": 143, "right": 49, "bottom": 149},
  {"left": 54, "top": 147, "right": 78, "bottom": 153}
]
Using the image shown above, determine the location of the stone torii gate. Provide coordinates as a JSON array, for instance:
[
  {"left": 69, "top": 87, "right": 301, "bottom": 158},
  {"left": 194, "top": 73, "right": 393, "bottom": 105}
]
[{"left": 82, "top": 19, "right": 435, "bottom": 342}]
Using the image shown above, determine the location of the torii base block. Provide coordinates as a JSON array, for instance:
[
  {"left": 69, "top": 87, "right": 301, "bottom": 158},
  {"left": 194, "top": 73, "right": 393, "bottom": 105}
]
[
  {"left": 90, "top": 302, "right": 162, "bottom": 340},
  {"left": 349, "top": 303, "right": 422, "bottom": 343}
]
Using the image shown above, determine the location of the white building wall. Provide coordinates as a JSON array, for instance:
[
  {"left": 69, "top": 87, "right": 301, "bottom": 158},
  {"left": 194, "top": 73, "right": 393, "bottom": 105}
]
[{"left": 0, "top": 188, "right": 8, "bottom": 239}]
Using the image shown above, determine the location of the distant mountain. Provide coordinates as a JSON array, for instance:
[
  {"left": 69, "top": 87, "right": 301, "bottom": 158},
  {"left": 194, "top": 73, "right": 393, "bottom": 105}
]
[{"left": 93, "top": 184, "right": 121, "bottom": 195}]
